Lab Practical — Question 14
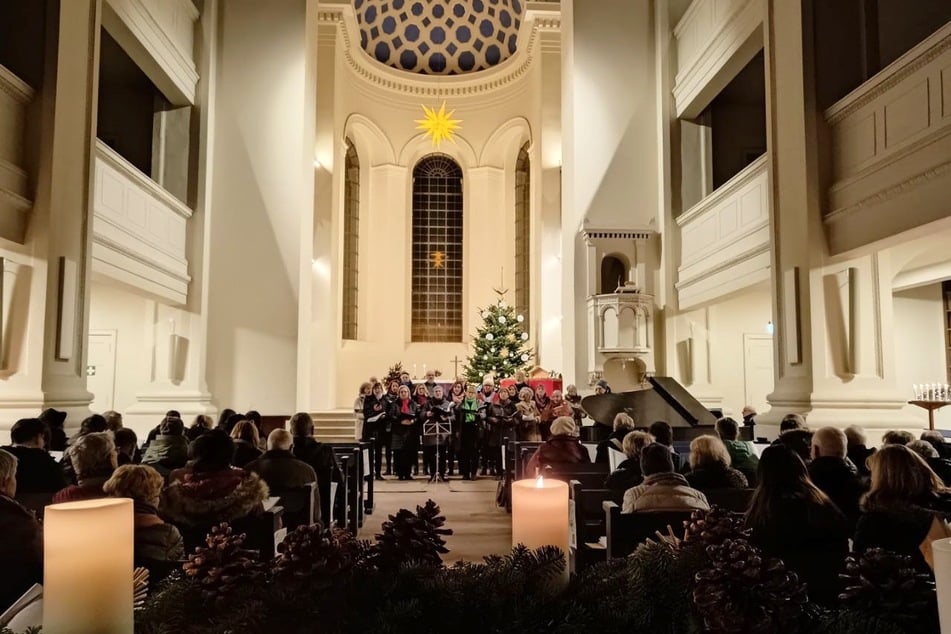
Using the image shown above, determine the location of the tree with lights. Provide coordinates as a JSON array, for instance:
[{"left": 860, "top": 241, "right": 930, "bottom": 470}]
[{"left": 463, "top": 291, "right": 533, "bottom": 384}]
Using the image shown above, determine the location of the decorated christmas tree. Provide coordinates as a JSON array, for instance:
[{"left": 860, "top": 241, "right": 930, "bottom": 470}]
[{"left": 463, "top": 290, "right": 533, "bottom": 384}]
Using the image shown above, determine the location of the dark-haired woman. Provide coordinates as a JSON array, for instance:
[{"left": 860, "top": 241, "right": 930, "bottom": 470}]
[
  {"left": 447, "top": 381, "right": 466, "bottom": 475},
  {"left": 362, "top": 382, "right": 389, "bottom": 480},
  {"left": 389, "top": 385, "right": 420, "bottom": 480},
  {"left": 745, "top": 445, "right": 849, "bottom": 604}
]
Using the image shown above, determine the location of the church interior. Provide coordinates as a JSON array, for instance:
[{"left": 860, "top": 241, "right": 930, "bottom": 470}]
[{"left": 1, "top": 0, "right": 951, "bottom": 631}]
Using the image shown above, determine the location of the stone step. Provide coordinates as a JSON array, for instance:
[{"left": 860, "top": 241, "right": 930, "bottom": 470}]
[{"left": 312, "top": 409, "right": 356, "bottom": 442}]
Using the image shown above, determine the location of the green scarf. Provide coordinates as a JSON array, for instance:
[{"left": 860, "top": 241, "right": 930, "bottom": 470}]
[{"left": 463, "top": 398, "right": 478, "bottom": 424}]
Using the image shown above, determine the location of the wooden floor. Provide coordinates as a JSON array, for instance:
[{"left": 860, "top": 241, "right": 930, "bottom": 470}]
[{"left": 358, "top": 477, "right": 513, "bottom": 563}]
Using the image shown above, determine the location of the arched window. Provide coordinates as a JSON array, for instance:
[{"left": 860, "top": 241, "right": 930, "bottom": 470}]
[
  {"left": 515, "top": 142, "right": 530, "bottom": 330},
  {"left": 342, "top": 140, "right": 359, "bottom": 340},
  {"left": 411, "top": 155, "right": 464, "bottom": 342}
]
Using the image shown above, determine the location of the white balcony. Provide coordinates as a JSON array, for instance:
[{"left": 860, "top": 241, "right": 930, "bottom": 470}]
[
  {"left": 0, "top": 65, "right": 35, "bottom": 243},
  {"left": 824, "top": 22, "right": 951, "bottom": 255},
  {"left": 676, "top": 154, "right": 769, "bottom": 309},
  {"left": 672, "top": 0, "right": 763, "bottom": 118},
  {"left": 92, "top": 140, "right": 191, "bottom": 304}
]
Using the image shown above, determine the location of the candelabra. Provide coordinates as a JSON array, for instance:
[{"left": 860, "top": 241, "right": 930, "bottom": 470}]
[{"left": 909, "top": 383, "right": 951, "bottom": 430}]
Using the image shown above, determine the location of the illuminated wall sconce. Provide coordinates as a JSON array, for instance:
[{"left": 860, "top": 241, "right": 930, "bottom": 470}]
[{"left": 766, "top": 321, "right": 774, "bottom": 335}]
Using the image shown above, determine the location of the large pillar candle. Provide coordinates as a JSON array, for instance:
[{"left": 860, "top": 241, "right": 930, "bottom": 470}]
[
  {"left": 43, "top": 498, "right": 134, "bottom": 634},
  {"left": 512, "top": 477, "right": 569, "bottom": 583},
  {"left": 934, "top": 537, "right": 951, "bottom": 633}
]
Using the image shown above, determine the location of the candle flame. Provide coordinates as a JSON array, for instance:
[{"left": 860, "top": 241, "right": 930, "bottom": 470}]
[{"left": 536, "top": 475, "right": 544, "bottom": 488}]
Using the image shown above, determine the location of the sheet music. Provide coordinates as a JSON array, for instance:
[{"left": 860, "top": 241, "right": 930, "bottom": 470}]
[
  {"left": 0, "top": 584, "right": 42, "bottom": 629},
  {"left": 330, "top": 482, "right": 339, "bottom": 525},
  {"left": 581, "top": 443, "right": 598, "bottom": 463},
  {"left": 263, "top": 496, "right": 280, "bottom": 512},
  {"left": 608, "top": 447, "right": 625, "bottom": 471}
]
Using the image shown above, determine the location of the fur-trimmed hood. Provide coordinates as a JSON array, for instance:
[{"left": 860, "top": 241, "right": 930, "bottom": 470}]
[{"left": 160, "top": 468, "right": 269, "bottom": 527}]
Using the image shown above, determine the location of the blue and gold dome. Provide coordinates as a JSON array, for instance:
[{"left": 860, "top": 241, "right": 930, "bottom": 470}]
[{"left": 354, "top": 0, "right": 524, "bottom": 75}]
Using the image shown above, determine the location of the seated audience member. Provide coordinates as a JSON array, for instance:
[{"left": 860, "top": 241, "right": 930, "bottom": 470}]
[
  {"left": 290, "top": 412, "right": 343, "bottom": 488},
  {"left": 882, "top": 430, "right": 915, "bottom": 446},
  {"left": 52, "top": 432, "right": 117, "bottom": 503},
  {"left": 685, "top": 435, "right": 748, "bottom": 492},
  {"left": 773, "top": 428, "right": 813, "bottom": 463},
  {"left": 605, "top": 431, "right": 653, "bottom": 491},
  {"left": 854, "top": 445, "right": 951, "bottom": 573},
  {"left": 141, "top": 417, "right": 190, "bottom": 472},
  {"left": 103, "top": 410, "right": 124, "bottom": 432},
  {"left": 103, "top": 465, "right": 184, "bottom": 563},
  {"left": 39, "top": 408, "right": 68, "bottom": 451},
  {"left": 246, "top": 429, "right": 320, "bottom": 524},
  {"left": 62, "top": 414, "right": 110, "bottom": 482},
  {"left": 215, "top": 408, "right": 237, "bottom": 433},
  {"left": 114, "top": 428, "right": 140, "bottom": 466},
  {"left": 186, "top": 414, "right": 215, "bottom": 442},
  {"left": 161, "top": 430, "right": 269, "bottom": 527},
  {"left": 622, "top": 444, "right": 709, "bottom": 514},
  {"left": 648, "top": 421, "right": 688, "bottom": 473},
  {"left": 0, "top": 449, "right": 43, "bottom": 612},
  {"left": 780, "top": 413, "right": 807, "bottom": 433},
  {"left": 906, "top": 440, "right": 951, "bottom": 488},
  {"left": 596, "top": 413, "right": 636, "bottom": 464},
  {"left": 808, "top": 427, "right": 866, "bottom": 529},
  {"left": 230, "top": 420, "right": 263, "bottom": 468},
  {"left": 715, "top": 417, "right": 759, "bottom": 484},
  {"left": 921, "top": 430, "right": 951, "bottom": 460},
  {"left": 844, "top": 425, "right": 875, "bottom": 478},
  {"left": 3, "top": 418, "right": 67, "bottom": 495},
  {"left": 745, "top": 445, "right": 849, "bottom": 604},
  {"left": 526, "top": 417, "right": 590, "bottom": 475}
]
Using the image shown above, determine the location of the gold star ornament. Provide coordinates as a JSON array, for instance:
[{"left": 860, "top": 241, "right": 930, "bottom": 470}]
[
  {"left": 430, "top": 251, "right": 446, "bottom": 269},
  {"left": 415, "top": 101, "right": 461, "bottom": 148}
]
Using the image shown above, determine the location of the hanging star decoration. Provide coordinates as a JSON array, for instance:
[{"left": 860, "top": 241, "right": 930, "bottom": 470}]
[
  {"left": 430, "top": 251, "right": 446, "bottom": 269},
  {"left": 416, "top": 101, "right": 461, "bottom": 148}
]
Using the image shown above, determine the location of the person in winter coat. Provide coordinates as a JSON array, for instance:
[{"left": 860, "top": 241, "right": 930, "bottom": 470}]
[
  {"left": 422, "top": 385, "right": 454, "bottom": 482},
  {"left": 622, "top": 444, "right": 709, "bottom": 513},
  {"left": 141, "top": 416, "right": 190, "bottom": 474},
  {"left": 390, "top": 385, "right": 421, "bottom": 480},
  {"left": 808, "top": 427, "right": 867, "bottom": 530},
  {"left": 539, "top": 390, "right": 573, "bottom": 442},
  {"left": 844, "top": 425, "right": 875, "bottom": 478},
  {"left": 684, "top": 435, "right": 748, "bottom": 492},
  {"left": 515, "top": 387, "right": 541, "bottom": 442},
  {"left": 354, "top": 382, "right": 371, "bottom": 442},
  {"left": 104, "top": 465, "right": 184, "bottom": 565},
  {"left": 230, "top": 420, "right": 263, "bottom": 468},
  {"left": 605, "top": 431, "right": 653, "bottom": 491},
  {"left": 716, "top": 417, "right": 759, "bottom": 485},
  {"left": 596, "top": 413, "right": 637, "bottom": 464},
  {"left": 455, "top": 384, "right": 482, "bottom": 480},
  {"left": 362, "top": 382, "right": 390, "bottom": 479},
  {"left": 0, "top": 449, "right": 43, "bottom": 612},
  {"left": 526, "top": 417, "right": 590, "bottom": 475}
]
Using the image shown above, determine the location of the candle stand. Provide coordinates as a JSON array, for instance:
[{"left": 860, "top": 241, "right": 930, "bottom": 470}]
[{"left": 908, "top": 400, "right": 950, "bottom": 431}]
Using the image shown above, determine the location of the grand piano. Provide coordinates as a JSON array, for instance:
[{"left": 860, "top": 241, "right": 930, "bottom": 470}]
[{"left": 581, "top": 376, "right": 718, "bottom": 442}]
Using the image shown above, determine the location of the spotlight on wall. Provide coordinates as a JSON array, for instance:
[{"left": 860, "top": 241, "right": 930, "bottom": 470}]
[{"left": 766, "top": 320, "right": 774, "bottom": 335}]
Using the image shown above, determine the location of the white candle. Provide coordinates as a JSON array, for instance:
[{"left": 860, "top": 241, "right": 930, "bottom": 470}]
[
  {"left": 44, "top": 498, "right": 134, "bottom": 634},
  {"left": 934, "top": 537, "right": 951, "bottom": 634},
  {"left": 512, "top": 477, "right": 569, "bottom": 585}
]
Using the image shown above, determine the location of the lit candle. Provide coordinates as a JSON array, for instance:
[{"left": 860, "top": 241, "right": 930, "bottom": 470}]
[
  {"left": 933, "top": 537, "right": 951, "bottom": 633},
  {"left": 44, "top": 498, "right": 134, "bottom": 634},
  {"left": 512, "top": 476, "right": 569, "bottom": 585}
]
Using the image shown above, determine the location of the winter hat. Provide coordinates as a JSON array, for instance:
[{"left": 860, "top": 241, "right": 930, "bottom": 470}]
[{"left": 482, "top": 375, "right": 495, "bottom": 386}]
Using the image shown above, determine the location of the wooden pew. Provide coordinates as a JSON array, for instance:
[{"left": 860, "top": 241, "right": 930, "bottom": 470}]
[
  {"left": 602, "top": 502, "right": 693, "bottom": 560},
  {"left": 271, "top": 481, "right": 317, "bottom": 531},
  {"left": 330, "top": 440, "right": 375, "bottom": 517},
  {"left": 175, "top": 508, "right": 285, "bottom": 561},
  {"left": 703, "top": 488, "right": 753, "bottom": 513},
  {"left": 569, "top": 481, "right": 622, "bottom": 574}
]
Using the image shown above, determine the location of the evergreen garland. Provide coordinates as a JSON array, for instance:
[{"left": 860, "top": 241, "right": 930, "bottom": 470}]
[{"left": 463, "top": 291, "right": 533, "bottom": 384}]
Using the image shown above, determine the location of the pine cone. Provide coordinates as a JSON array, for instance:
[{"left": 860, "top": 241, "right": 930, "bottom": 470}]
[
  {"left": 272, "top": 525, "right": 354, "bottom": 588},
  {"left": 683, "top": 506, "right": 749, "bottom": 548},
  {"left": 182, "top": 523, "right": 266, "bottom": 605},
  {"left": 839, "top": 548, "right": 935, "bottom": 619},
  {"left": 372, "top": 499, "right": 453, "bottom": 570}
]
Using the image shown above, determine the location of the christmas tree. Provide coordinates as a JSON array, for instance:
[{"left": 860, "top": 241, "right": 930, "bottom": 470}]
[{"left": 463, "top": 291, "right": 533, "bottom": 384}]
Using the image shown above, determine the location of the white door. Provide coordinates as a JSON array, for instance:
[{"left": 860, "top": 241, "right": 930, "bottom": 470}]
[
  {"left": 87, "top": 330, "right": 117, "bottom": 412},
  {"left": 743, "top": 334, "right": 774, "bottom": 413}
]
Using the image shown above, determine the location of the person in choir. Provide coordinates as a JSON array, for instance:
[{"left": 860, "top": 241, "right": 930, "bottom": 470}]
[
  {"left": 414, "top": 383, "right": 430, "bottom": 408},
  {"left": 496, "top": 385, "right": 519, "bottom": 447},
  {"left": 512, "top": 369, "right": 530, "bottom": 397},
  {"left": 102, "top": 410, "right": 124, "bottom": 433},
  {"left": 390, "top": 385, "right": 421, "bottom": 481},
  {"left": 882, "top": 430, "right": 915, "bottom": 446},
  {"left": 362, "top": 382, "right": 390, "bottom": 479},
  {"left": 162, "top": 429, "right": 269, "bottom": 527},
  {"left": 483, "top": 386, "right": 513, "bottom": 477},
  {"left": 563, "top": 384, "right": 587, "bottom": 428},
  {"left": 684, "top": 435, "right": 748, "bottom": 492},
  {"left": 230, "top": 420, "right": 263, "bottom": 468},
  {"left": 843, "top": 425, "right": 875, "bottom": 478},
  {"left": 596, "top": 413, "right": 636, "bottom": 464},
  {"left": 648, "top": 421, "right": 688, "bottom": 473},
  {"left": 745, "top": 445, "right": 849, "bottom": 604},
  {"left": 605, "top": 431, "right": 653, "bottom": 492},
  {"left": 621, "top": 443, "right": 709, "bottom": 514},
  {"left": 423, "top": 370, "right": 439, "bottom": 397},
  {"left": 354, "top": 382, "right": 372, "bottom": 442},
  {"left": 114, "top": 428, "right": 140, "bottom": 466},
  {"left": 246, "top": 429, "right": 320, "bottom": 525},
  {"left": 808, "top": 427, "right": 866, "bottom": 530},
  {"left": 52, "top": 432, "right": 117, "bottom": 503},
  {"left": 515, "top": 386, "right": 541, "bottom": 442},
  {"left": 539, "top": 389, "right": 572, "bottom": 442},
  {"left": 399, "top": 371, "right": 415, "bottom": 394},
  {"left": 0, "top": 449, "right": 43, "bottom": 613},
  {"left": 533, "top": 383, "right": 550, "bottom": 417},
  {"left": 422, "top": 385, "right": 454, "bottom": 483},
  {"left": 906, "top": 440, "right": 951, "bottom": 488},
  {"left": 715, "top": 417, "right": 759, "bottom": 485},
  {"left": 526, "top": 417, "right": 589, "bottom": 475},
  {"left": 39, "top": 408, "right": 68, "bottom": 452},
  {"left": 456, "top": 384, "right": 482, "bottom": 480},
  {"left": 779, "top": 413, "right": 807, "bottom": 432},
  {"left": 141, "top": 416, "right": 190, "bottom": 476},
  {"left": 103, "top": 465, "right": 184, "bottom": 566},
  {"left": 3, "top": 418, "right": 67, "bottom": 497},
  {"left": 854, "top": 444, "right": 951, "bottom": 574},
  {"left": 477, "top": 376, "right": 499, "bottom": 475},
  {"left": 447, "top": 380, "right": 467, "bottom": 475},
  {"left": 383, "top": 379, "right": 402, "bottom": 475},
  {"left": 186, "top": 414, "right": 215, "bottom": 442}
]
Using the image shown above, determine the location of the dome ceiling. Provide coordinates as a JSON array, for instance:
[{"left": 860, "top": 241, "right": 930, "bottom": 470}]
[{"left": 354, "top": 0, "right": 525, "bottom": 75}]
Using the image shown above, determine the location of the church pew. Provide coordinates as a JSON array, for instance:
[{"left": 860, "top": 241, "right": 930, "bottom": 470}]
[
  {"left": 569, "top": 481, "right": 622, "bottom": 574},
  {"left": 703, "top": 488, "right": 753, "bottom": 513},
  {"left": 174, "top": 508, "right": 285, "bottom": 561},
  {"left": 270, "top": 482, "right": 317, "bottom": 531},
  {"left": 602, "top": 502, "right": 692, "bottom": 560},
  {"left": 330, "top": 440, "right": 375, "bottom": 517}
]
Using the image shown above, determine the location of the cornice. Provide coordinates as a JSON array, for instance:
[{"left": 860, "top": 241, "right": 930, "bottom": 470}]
[
  {"left": 824, "top": 160, "right": 951, "bottom": 223},
  {"left": 581, "top": 229, "right": 655, "bottom": 244},
  {"left": 0, "top": 64, "right": 35, "bottom": 104}
]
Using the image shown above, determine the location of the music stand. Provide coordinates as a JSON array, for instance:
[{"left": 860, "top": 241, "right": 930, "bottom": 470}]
[{"left": 423, "top": 417, "right": 452, "bottom": 484}]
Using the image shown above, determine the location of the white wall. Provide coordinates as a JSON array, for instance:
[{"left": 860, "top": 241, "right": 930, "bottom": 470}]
[{"left": 893, "top": 284, "right": 951, "bottom": 429}]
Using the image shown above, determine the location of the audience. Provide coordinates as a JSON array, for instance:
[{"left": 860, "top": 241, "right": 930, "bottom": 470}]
[
  {"left": 605, "top": 431, "right": 653, "bottom": 491},
  {"left": 684, "top": 435, "right": 748, "bottom": 492},
  {"left": 103, "top": 465, "right": 184, "bottom": 564},
  {"left": 141, "top": 416, "right": 189, "bottom": 473},
  {"left": 0, "top": 449, "right": 43, "bottom": 613},
  {"left": 186, "top": 414, "right": 215, "bottom": 442},
  {"left": 622, "top": 444, "right": 709, "bottom": 513},
  {"left": 3, "top": 418, "right": 67, "bottom": 495},
  {"left": 854, "top": 445, "right": 951, "bottom": 573},
  {"left": 216, "top": 408, "right": 238, "bottom": 433},
  {"left": 882, "top": 430, "right": 915, "bottom": 446},
  {"left": 39, "top": 408, "right": 68, "bottom": 451},
  {"left": 102, "top": 410, "right": 124, "bottom": 432},
  {"left": 844, "top": 425, "right": 875, "bottom": 478},
  {"left": 53, "top": 432, "right": 117, "bottom": 503},
  {"left": 648, "top": 421, "right": 688, "bottom": 473},
  {"left": 780, "top": 413, "right": 807, "bottom": 432},
  {"left": 906, "top": 440, "right": 951, "bottom": 486},
  {"left": 595, "top": 413, "right": 636, "bottom": 464},
  {"left": 527, "top": 417, "right": 590, "bottom": 475},
  {"left": 715, "top": 417, "right": 759, "bottom": 484},
  {"left": 247, "top": 429, "right": 321, "bottom": 526},
  {"left": 808, "top": 427, "right": 866, "bottom": 529},
  {"left": 289, "top": 412, "right": 343, "bottom": 489},
  {"left": 162, "top": 430, "right": 269, "bottom": 528},
  {"left": 920, "top": 430, "right": 951, "bottom": 460},
  {"left": 745, "top": 445, "right": 848, "bottom": 604},
  {"left": 230, "top": 420, "right": 264, "bottom": 468},
  {"left": 774, "top": 428, "right": 813, "bottom": 463},
  {"left": 114, "top": 428, "right": 140, "bottom": 466}
]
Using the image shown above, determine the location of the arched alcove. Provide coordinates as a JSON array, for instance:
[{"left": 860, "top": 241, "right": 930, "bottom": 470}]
[{"left": 600, "top": 255, "right": 628, "bottom": 294}]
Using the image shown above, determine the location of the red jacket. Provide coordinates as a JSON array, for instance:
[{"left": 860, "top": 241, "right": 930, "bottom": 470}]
[{"left": 527, "top": 435, "right": 590, "bottom": 475}]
